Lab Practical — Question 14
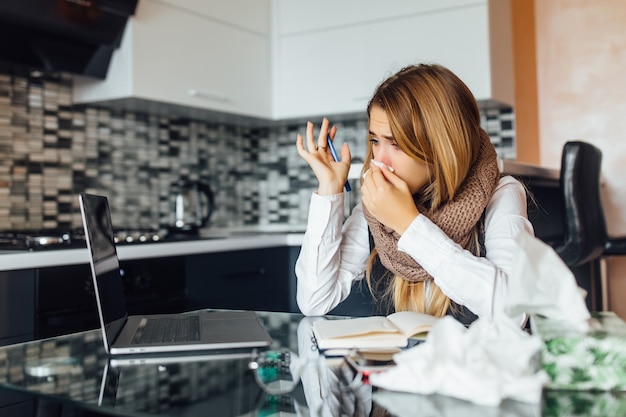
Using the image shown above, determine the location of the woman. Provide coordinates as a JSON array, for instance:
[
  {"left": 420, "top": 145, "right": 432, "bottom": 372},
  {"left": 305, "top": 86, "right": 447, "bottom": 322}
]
[{"left": 295, "top": 64, "right": 533, "bottom": 324}]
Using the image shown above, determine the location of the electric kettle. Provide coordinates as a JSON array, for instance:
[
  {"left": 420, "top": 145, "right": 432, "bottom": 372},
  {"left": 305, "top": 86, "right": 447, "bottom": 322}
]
[{"left": 168, "top": 180, "right": 214, "bottom": 234}]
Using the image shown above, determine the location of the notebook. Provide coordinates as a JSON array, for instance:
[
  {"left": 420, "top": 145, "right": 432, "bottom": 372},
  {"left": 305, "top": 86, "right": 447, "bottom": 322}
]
[{"left": 79, "top": 192, "right": 273, "bottom": 355}]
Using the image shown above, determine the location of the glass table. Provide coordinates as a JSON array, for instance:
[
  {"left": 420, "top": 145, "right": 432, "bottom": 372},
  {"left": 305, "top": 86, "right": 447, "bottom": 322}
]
[{"left": 0, "top": 310, "right": 624, "bottom": 416}]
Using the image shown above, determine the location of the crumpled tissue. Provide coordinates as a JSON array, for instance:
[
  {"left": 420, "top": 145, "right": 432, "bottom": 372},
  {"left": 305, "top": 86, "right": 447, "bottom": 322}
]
[
  {"left": 369, "top": 314, "right": 548, "bottom": 406},
  {"left": 504, "top": 231, "right": 591, "bottom": 332},
  {"left": 369, "top": 232, "right": 592, "bottom": 406}
]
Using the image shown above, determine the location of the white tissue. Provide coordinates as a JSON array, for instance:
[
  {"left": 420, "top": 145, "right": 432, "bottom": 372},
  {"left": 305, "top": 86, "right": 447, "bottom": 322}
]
[
  {"left": 504, "top": 232, "right": 591, "bottom": 333},
  {"left": 362, "top": 159, "right": 395, "bottom": 179},
  {"left": 369, "top": 315, "right": 548, "bottom": 406},
  {"left": 371, "top": 159, "right": 394, "bottom": 172}
]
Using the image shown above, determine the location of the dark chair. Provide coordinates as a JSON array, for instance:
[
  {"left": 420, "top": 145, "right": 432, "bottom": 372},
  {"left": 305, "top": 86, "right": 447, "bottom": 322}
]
[
  {"left": 553, "top": 141, "right": 607, "bottom": 266},
  {"left": 551, "top": 141, "right": 626, "bottom": 311}
]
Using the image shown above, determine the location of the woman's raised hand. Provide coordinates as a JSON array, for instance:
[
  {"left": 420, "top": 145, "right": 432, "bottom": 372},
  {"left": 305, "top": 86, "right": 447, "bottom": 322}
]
[{"left": 296, "top": 118, "right": 351, "bottom": 195}]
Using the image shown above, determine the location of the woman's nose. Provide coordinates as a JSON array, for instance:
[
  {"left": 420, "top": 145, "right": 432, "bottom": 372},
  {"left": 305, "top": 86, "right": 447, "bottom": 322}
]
[{"left": 373, "top": 146, "right": 392, "bottom": 167}]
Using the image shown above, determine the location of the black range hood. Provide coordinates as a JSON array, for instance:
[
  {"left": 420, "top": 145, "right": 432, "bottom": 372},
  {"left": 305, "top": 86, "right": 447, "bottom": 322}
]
[{"left": 0, "top": 0, "right": 138, "bottom": 79}]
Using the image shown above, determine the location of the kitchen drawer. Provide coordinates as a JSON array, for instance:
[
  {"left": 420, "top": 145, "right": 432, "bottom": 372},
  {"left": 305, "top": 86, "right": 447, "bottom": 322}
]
[
  {"left": 0, "top": 270, "right": 35, "bottom": 346},
  {"left": 0, "top": 389, "right": 32, "bottom": 417},
  {"left": 185, "top": 247, "right": 293, "bottom": 312}
]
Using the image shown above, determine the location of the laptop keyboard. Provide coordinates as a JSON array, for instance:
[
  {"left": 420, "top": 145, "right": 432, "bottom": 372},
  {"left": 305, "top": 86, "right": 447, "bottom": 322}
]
[{"left": 132, "top": 316, "right": 201, "bottom": 344}]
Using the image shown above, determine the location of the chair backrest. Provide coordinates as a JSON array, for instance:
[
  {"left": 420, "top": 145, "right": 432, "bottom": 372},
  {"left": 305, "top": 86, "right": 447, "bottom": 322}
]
[{"left": 554, "top": 141, "right": 608, "bottom": 267}]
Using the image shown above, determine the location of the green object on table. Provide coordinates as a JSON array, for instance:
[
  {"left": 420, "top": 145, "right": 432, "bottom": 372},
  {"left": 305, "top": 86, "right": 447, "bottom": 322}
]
[{"left": 534, "top": 312, "right": 626, "bottom": 391}]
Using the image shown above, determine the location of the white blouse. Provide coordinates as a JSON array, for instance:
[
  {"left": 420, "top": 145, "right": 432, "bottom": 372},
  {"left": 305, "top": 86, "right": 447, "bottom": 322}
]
[{"left": 295, "top": 175, "right": 534, "bottom": 320}]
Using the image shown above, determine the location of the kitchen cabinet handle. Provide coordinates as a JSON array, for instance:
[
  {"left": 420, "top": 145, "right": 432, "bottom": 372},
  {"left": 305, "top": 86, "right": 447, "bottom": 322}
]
[
  {"left": 188, "top": 89, "right": 229, "bottom": 103},
  {"left": 224, "top": 268, "right": 266, "bottom": 279}
]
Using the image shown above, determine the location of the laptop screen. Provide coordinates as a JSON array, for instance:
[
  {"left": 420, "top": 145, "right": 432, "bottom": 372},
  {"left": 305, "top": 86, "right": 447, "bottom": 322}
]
[{"left": 79, "top": 193, "right": 128, "bottom": 349}]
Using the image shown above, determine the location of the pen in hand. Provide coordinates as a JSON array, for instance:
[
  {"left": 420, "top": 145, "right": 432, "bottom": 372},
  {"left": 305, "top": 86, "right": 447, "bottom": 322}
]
[{"left": 327, "top": 134, "right": 352, "bottom": 192}]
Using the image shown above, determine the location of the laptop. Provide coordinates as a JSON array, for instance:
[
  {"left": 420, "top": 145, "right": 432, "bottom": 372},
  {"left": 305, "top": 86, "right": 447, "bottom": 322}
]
[{"left": 79, "top": 192, "right": 273, "bottom": 355}]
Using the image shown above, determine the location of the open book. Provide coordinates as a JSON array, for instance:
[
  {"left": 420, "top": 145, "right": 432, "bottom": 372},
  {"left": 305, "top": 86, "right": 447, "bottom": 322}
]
[{"left": 313, "top": 311, "right": 440, "bottom": 350}]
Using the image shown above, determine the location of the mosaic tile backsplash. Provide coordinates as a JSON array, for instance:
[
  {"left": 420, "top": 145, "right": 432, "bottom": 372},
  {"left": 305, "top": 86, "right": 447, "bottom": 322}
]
[{"left": 0, "top": 71, "right": 515, "bottom": 231}]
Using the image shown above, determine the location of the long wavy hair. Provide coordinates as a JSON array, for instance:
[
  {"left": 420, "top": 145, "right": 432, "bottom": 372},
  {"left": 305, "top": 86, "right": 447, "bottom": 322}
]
[{"left": 363, "top": 64, "right": 486, "bottom": 316}]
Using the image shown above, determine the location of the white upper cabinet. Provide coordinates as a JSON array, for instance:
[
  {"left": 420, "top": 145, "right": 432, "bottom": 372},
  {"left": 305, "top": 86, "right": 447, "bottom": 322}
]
[
  {"left": 74, "top": 0, "right": 513, "bottom": 122},
  {"left": 73, "top": 0, "right": 272, "bottom": 119},
  {"left": 273, "top": 0, "right": 513, "bottom": 120},
  {"left": 157, "top": 0, "right": 270, "bottom": 34}
]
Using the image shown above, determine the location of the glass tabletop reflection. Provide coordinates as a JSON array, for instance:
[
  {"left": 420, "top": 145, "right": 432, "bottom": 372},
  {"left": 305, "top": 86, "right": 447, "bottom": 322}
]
[{"left": 1, "top": 310, "right": 625, "bottom": 417}]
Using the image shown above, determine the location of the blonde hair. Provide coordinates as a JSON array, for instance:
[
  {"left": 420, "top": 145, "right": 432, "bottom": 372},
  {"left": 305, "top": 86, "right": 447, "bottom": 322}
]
[{"left": 363, "top": 64, "right": 485, "bottom": 316}]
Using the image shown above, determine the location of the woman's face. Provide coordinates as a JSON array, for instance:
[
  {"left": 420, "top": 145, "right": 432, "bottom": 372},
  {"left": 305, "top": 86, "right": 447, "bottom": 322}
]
[{"left": 368, "top": 105, "right": 430, "bottom": 195}]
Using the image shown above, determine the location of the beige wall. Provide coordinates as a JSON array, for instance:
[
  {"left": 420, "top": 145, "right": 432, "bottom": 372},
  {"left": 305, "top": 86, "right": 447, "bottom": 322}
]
[{"left": 527, "top": 0, "right": 626, "bottom": 317}]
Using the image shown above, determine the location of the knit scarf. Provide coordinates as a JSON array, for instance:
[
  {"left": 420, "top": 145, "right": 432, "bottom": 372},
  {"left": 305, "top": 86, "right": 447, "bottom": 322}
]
[{"left": 363, "top": 131, "right": 499, "bottom": 282}]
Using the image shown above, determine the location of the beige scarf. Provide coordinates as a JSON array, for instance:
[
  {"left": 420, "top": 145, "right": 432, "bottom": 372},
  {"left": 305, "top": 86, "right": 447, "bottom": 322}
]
[{"left": 363, "top": 132, "right": 499, "bottom": 282}]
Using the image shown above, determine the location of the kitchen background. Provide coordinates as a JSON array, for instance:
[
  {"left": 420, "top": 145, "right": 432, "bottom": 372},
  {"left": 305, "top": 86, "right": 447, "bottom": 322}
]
[{"left": 0, "top": 70, "right": 515, "bottom": 232}]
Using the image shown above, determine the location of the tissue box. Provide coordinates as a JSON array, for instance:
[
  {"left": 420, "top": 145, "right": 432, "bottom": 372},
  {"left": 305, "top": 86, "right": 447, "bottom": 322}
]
[{"left": 533, "top": 311, "right": 626, "bottom": 391}]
